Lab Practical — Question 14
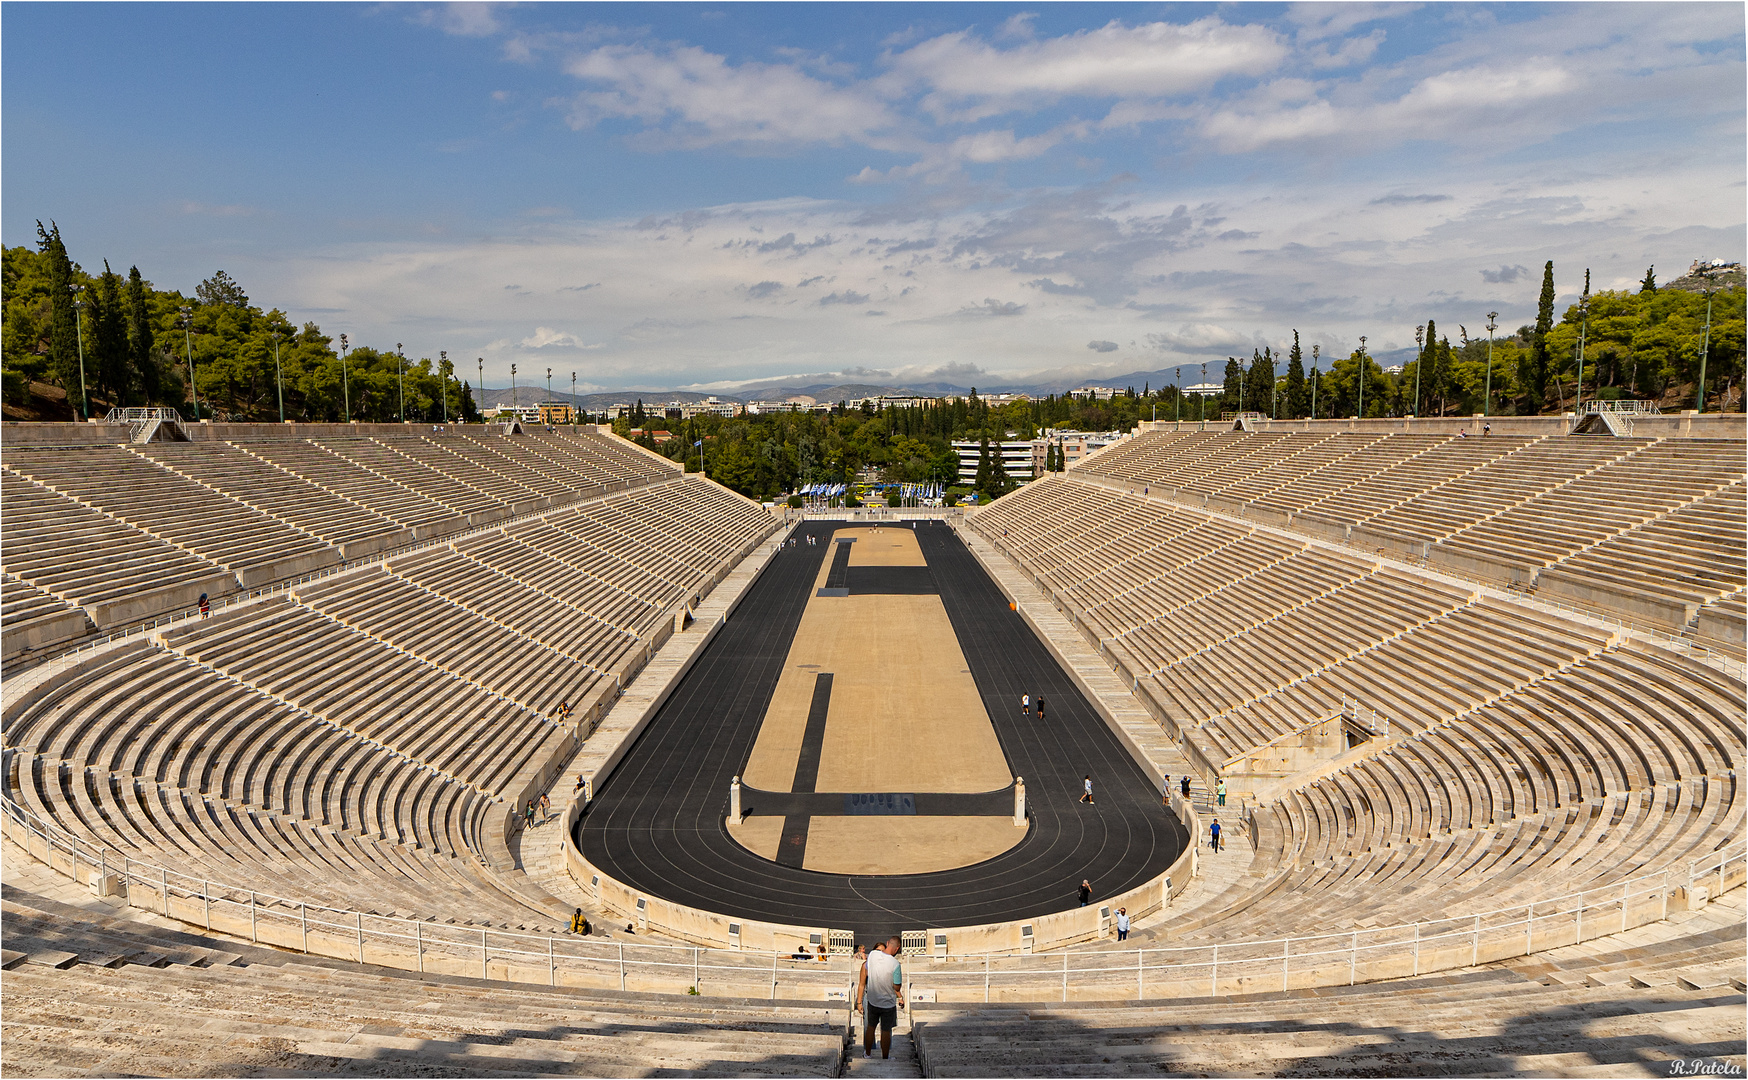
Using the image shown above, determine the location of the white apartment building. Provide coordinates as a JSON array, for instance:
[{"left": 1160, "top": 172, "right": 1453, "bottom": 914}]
[{"left": 952, "top": 440, "right": 1035, "bottom": 485}]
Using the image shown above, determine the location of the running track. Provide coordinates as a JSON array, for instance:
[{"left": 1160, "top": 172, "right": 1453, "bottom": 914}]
[{"left": 576, "top": 520, "right": 1187, "bottom": 941}]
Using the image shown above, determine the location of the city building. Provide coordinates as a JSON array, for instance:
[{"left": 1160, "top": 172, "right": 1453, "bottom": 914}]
[
  {"left": 537, "top": 401, "right": 577, "bottom": 424},
  {"left": 951, "top": 440, "right": 1035, "bottom": 485},
  {"left": 1031, "top": 430, "right": 1123, "bottom": 475},
  {"left": 1069, "top": 386, "right": 1118, "bottom": 401}
]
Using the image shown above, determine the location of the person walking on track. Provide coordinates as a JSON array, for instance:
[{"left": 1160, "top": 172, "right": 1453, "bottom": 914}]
[
  {"left": 1021, "top": 692, "right": 1030, "bottom": 716},
  {"left": 1036, "top": 696, "right": 1045, "bottom": 719},
  {"left": 1081, "top": 775, "right": 1094, "bottom": 804}
]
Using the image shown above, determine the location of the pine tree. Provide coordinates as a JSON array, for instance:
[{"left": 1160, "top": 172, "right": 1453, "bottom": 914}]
[
  {"left": 1640, "top": 266, "right": 1656, "bottom": 294},
  {"left": 36, "top": 221, "right": 80, "bottom": 410},
  {"left": 1285, "top": 332, "right": 1307, "bottom": 418},
  {"left": 125, "top": 266, "right": 159, "bottom": 406},
  {"left": 1528, "top": 260, "right": 1556, "bottom": 412},
  {"left": 94, "top": 262, "right": 129, "bottom": 403}
]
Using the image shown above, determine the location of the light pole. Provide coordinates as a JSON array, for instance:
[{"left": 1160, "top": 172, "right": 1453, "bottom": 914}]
[
  {"left": 180, "top": 305, "right": 200, "bottom": 421},
  {"left": 1273, "top": 351, "right": 1280, "bottom": 420},
  {"left": 1237, "top": 356, "right": 1245, "bottom": 414},
  {"left": 477, "top": 358, "right": 484, "bottom": 421},
  {"left": 396, "top": 343, "right": 405, "bottom": 423},
  {"left": 338, "top": 333, "right": 350, "bottom": 423},
  {"left": 1573, "top": 272, "right": 1589, "bottom": 414},
  {"left": 1175, "top": 366, "right": 1182, "bottom": 423},
  {"left": 1413, "top": 324, "right": 1424, "bottom": 418},
  {"left": 1199, "top": 362, "right": 1207, "bottom": 424},
  {"left": 439, "top": 351, "right": 449, "bottom": 423},
  {"left": 511, "top": 363, "right": 518, "bottom": 420},
  {"left": 71, "top": 285, "right": 88, "bottom": 420},
  {"left": 1311, "top": 344, "right": 1320, "bottom": 419},
  {"left": 1696, "top": 284, "right": 1715, "bottom": 413},
  {"left": 571, "top": 372, "right": 577, "bottom": 427},
  {"left": 546, "top": 367, "right": 552, "bottom": 421},
  {"left": 272, "top": 330, "right": 284, "bottom": 423},
  {"left": 1484, "top": 313, "right": 1498, "bottom": 418},
  {"left": 1356, "top": 336, "right": 1368, "bottom": 419}
]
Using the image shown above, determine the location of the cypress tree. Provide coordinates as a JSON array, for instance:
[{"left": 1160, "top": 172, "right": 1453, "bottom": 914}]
[
  {"left": 125, "top": 266, "right": 159, "bottom": 406},
  {"left": 94, "top": 262, "right": 129, "bottom": 403},
  {"left": 1285, "top": 332, "right": 1307, "bottom": 418},
  {"left": 1640, "top": 266, "right": 1656, "bottom": 294},
  {"left": 1528, "top": 260, "right": 1556, "bottom": 412},
  {"left": 989, "top": 435, "right": 1011, "bottom": 496},
  {"left": 1221, "top": 356, "right": 1243, "bottom": 414},
  {"left": 1433, "top": 336, "right": 1455, "bottom": 416},
  {"left": 36, "top": 221, "right": 79, "bottom": 410},
  {"left": 975, "top": 432, "right": 992, "bottom": 495},
  {"left": 1246, "top": 347, "right": 1274, "bottom": 416}
]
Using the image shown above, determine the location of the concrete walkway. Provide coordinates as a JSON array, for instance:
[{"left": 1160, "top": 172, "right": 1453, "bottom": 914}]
[{"left": 845, "top": 1011, "right": 922, "bottom": 1078}]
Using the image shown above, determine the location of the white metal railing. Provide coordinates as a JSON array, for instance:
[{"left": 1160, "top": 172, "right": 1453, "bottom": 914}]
[
  {"left": 4, "top": 795, "right": 1738, "bottom": 1002},
  {"left": 1579, "top": 400, "right": 1661, "bottom": 415},
  {"left": 102, "top": 407, "right": 184, "bottom": 424}
]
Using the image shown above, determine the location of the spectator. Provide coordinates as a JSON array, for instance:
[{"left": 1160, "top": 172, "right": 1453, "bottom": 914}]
[
  {"left": 857, "top": 939, "right": 905, "bottom": 1060},
  {"left": 539, "top": 793, "right": 551, "bottom": 821},
  {"left": 198, "top": 593, "right": 210, "bottom": 619},
  {"left": 1181, "top": 775, "right": 1192, "bottom": 799},
  {"left": 1116, "top": 908, "right": 1130, "bottom": 942},
  {"left": 569, "top": 909, "right": 591, "bottom": 935},
  {"left": 1217, "top": 778, "right": 1227, "bottom": 807},
  {"left": 1078, "top": 879, "right": 1092, "bottom": 906},
  {"left": 1210, "top": 819, "right": 1222, "bottom": 853}
]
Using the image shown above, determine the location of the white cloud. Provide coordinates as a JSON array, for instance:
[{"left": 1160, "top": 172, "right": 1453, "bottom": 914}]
[
  {"left": 519, "top": 326, "right": 597, "bottom": 349},
  {"left": 563, "top": 44, "right": 900, "bottom": 148},
  {"left": 417, "top": 2, "right": 503, "bottom": 38},
  {"left": 889, "top": 18, "right": 1290, "bottom": 120}
]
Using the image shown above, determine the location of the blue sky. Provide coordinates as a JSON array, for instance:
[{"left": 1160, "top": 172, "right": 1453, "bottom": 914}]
[{"left": 5, "top": 2, "right": 1743, "bottom": 391}]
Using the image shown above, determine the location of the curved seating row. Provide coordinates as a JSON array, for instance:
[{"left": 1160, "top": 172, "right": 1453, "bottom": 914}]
[
  {"left": 971, "top": 470, "right": 1744, "bottom": 944},
  {"left": 1074, "top": 430, "right": 1746, "bottom": 619},
  {"left": 0, "top": 432, "right": 680, "bottom": 651},
  {"left": 4, "top": 465, "right": 778, "bottom": 932}
]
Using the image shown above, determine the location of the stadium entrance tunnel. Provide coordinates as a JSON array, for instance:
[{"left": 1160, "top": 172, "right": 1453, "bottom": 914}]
[{"left": 575, "top": 519, "right": 1188, "bottom": 944}]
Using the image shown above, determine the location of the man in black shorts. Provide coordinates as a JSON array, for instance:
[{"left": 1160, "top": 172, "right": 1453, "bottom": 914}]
[{"left": 857, "top": 937, "right": 905, "bottom": 1058}]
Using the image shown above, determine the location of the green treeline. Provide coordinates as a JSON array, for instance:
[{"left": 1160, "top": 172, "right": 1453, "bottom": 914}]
[
  {"left": 617, "top": 391, "right": 1126, "bottom": 503},
  {"left": 6, "top": 225, "right": 1741, "bottom": 505},
  {"left": 2, "top": 224, "right": 479, "bottom": 422}
]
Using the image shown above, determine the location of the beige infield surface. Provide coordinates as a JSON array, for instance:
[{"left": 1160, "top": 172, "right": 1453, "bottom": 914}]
[{"left": 732, "top": 525, "right": 1022, "bottom": 875}]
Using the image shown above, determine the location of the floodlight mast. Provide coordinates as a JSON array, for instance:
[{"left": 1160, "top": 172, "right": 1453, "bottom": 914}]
[
  {"left": 71, "top": 285, "right": 88, "bottom": 420},
  {"left": 1484, "top": 313, "right": 1498, "bottom": 418}
]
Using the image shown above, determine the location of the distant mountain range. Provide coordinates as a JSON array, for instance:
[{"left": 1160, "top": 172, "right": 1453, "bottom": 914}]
[{"left": 475, "top": 361, "right": 1382, "bottom": 410}]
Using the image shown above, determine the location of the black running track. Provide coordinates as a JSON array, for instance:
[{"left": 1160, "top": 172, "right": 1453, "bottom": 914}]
[{"left": 577, "top": 520, "right": 1186, "bottom": 941}]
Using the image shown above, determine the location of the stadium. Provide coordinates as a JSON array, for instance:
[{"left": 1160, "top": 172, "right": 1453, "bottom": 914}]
[{"left": 1, "top": 409, "right": 1742, "bottom": 1076}]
